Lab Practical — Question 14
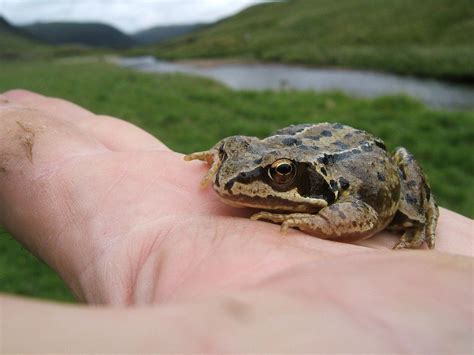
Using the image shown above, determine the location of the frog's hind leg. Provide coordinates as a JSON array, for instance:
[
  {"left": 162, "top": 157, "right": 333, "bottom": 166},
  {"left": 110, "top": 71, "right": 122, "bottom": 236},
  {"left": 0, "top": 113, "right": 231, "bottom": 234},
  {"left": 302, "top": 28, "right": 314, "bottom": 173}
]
[{"left": 389, "top": 147, "right": 439, "bottom": 249}]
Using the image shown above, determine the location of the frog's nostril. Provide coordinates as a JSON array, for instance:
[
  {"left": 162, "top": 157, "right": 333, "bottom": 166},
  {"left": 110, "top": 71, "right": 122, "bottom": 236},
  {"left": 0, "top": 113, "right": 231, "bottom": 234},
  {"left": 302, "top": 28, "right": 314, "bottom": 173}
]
[{"left": 239, "top": 172, "right": 248, "bottom": 178}]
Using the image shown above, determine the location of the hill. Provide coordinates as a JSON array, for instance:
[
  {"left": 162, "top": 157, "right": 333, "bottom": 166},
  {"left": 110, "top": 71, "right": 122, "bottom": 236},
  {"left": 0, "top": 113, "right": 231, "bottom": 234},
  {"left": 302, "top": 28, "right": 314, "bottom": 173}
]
[
  {"left": 0, "top": 17, "right": 95, "bottom": 58},
  {"left": 133, "top": 23, "right": 206, "bottom": 45},
  {"left": 0, "top": 16, "right": 48, "bottom": 58},
  {"left": 153, "top": 0, "right": 474, "bottom": 81},
  {"left": 22, "top": 22, "right": 136, "bottom": 48}
]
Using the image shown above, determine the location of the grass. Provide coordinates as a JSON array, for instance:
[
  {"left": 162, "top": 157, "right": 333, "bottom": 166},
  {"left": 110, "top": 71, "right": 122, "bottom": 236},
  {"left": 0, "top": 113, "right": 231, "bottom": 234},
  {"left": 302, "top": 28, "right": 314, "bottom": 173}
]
[
  {"left": 0, "top": 60, "right": 473, "bottom": 302},
  {"left": 143, "top": 0, "right": 474, "bottom": 81}
]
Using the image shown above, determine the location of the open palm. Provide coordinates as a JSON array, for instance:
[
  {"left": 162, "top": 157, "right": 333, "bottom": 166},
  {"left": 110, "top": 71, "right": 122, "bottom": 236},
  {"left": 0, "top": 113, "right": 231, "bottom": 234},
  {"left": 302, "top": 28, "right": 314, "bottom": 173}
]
[{"left": 1, "top": 90, "right": 472, "bottom": 352}]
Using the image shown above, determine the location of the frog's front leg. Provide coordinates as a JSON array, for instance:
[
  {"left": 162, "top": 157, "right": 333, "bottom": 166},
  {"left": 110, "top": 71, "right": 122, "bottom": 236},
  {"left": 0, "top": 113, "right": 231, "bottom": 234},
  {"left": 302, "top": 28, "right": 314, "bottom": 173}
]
[
  {"left": 251, "top": 199, "right": 380, "bottom": 242},
  {"left": 184, "top": 149, "right": 220, "bottom": 187}
]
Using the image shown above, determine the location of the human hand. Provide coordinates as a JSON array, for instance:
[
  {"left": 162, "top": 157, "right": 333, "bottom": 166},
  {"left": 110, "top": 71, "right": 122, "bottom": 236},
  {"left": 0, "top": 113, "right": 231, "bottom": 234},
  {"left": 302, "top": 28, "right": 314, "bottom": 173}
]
[{"left": 1, "top": 90, "right": 472, "bottom": 352}]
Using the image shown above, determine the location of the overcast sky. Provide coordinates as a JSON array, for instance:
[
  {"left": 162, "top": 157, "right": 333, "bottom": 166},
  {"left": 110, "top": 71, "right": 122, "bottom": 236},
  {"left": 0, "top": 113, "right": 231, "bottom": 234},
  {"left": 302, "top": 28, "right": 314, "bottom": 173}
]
[{"left": 0, "top": 0, "right": 267, "bottom": 33}]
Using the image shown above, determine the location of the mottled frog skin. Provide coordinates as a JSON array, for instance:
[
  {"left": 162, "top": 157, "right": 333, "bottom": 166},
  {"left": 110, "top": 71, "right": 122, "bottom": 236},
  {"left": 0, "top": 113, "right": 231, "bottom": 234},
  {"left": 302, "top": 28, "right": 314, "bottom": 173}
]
[{"left": 185, "top": 123, "right": 439, "bottom": 249}]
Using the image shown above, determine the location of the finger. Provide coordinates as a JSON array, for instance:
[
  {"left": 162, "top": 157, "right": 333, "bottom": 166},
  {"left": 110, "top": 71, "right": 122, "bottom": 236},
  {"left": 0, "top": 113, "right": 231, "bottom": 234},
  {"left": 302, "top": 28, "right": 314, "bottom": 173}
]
[
  {"left": 79, "top": 115, "right": 170, "bottom": 151},
  {"left": 2, "top": 89, "right": 94, "bottom": 121},
  {"left": 2, "top": 89, "right": 169, "bottom": 151}
]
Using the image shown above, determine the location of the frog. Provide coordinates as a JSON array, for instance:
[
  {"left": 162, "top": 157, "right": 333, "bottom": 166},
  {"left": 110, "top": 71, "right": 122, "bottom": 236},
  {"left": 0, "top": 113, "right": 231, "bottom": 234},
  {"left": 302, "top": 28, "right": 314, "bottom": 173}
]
[{"left": 184, "top": 123, "right": 439, "bottom": 249}]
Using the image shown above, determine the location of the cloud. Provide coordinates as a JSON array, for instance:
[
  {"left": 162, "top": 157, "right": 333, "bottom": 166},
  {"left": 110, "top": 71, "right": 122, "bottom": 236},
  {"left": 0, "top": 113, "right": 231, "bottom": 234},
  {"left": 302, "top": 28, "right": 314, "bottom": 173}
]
[{"left": 0, "top": 0, "right": 267, "bottom": 33}]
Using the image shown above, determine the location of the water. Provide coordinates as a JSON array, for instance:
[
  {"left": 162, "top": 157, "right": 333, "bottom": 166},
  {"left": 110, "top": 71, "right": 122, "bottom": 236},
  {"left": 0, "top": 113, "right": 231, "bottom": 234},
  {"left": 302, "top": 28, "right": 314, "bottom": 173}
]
[{"left": 114, "top": 56, "right": 474, "bottom": 110}]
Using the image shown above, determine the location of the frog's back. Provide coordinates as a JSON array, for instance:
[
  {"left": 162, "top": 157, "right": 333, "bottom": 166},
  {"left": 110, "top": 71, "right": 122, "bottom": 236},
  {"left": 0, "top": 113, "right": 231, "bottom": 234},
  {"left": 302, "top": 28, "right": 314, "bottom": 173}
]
[{"left": 272, "top": 123, "right": 384, "bottom": 154}]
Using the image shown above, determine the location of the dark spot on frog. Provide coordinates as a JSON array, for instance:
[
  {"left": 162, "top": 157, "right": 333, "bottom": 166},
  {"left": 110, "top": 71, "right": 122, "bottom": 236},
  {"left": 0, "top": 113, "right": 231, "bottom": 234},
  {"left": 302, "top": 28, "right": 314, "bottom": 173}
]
[
  {"left": 253, "top": 158, "right": 262, "bottom": 165},
  {"left": 374, "top": 140, "right": 386, "bottom": 151},
  {"left": 296, "top": 164, "right": 336, "bottom": 204},
  {"left": 332, "top": 140, "right": 349, "bottom": 149},
  {"left": 344, "top": 133, "right": 353, "bottom": 139},
  {"left": 306, "top": 135, "right": 321, "bottom": 141},
  {"left": 320, "top": 166, "right": 327, "bottom": 176},
  {"left": 424, "top": 184, "right": 431, "bottom": 200},
  {"left": 332, "top": 123, "right": 344, "bottom": 129},
  {"left": 377, "top": 172, "right": 385, "bottom": 181},
  {"left": 330, "top": 149, "right": 362, "bottom": 163},
  {"left": 351, "top": 221, "right": 357, "bottom": 227},
  {"left": 329, "top": 179, "right": 338, "bottom": 192},
  {"left": 338, "top": 211, "right": 347, "bottom": 219},
  {"left": 224, "top": 166, "right": 265, "bottom": 192},
  {"left": 317, "top": 155, "right": 329, "bottom": 165},
  {"left": 215, "top": 165, "right": 222, "bottom": 188},
  {"left": 290, "top": 124, "right": 312, "bottom": 134},
  {"left": 339, "top": 177, "right": 350, "bottom": 190},
  {"left": 299, "top": 145, "right": 319, "bottom": 152},
  {"left": 0, "top": 166, "right": 6, "bottom": 174},
  {"left": 406, "top": 180, "right": 417, "bottom": 188},
  {"left": 398, "top": 168, "right": 407, "bottom": 180},
  {"left": 321, "top": 130, "right": 332, "bottom": 137},
  {"left": 281, "top": 137, "right": 302, "bottom": 146},
  {"left": 405, "top": 193, "right": 418, "bottom": 205},
  {"left": 218, "top": 144, "right": 227, "bottom": 159}
]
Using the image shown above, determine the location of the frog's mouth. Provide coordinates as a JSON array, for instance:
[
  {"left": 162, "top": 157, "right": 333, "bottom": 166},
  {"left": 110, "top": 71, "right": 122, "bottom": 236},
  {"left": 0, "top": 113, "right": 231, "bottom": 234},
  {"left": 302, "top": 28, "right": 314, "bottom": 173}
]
[
  {"left": 218, "top": 193, "right": 323, "bottom": 213},
  {"left": 217, "top": 179, "right": 328, "bottom": 213}
]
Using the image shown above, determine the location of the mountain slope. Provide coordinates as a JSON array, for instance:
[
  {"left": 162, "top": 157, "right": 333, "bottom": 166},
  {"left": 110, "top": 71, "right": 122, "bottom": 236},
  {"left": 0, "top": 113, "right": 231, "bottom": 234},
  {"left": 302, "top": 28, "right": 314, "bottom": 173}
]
[
  {"left": 22, "top": 22, "right": 136, "bottom": 48},
  {"left": 0, "top": 16, "right": 48, "bottom": 57},
  {"left": 133, "top": 24, "right": 205, "bottom": 45},
  {"left": 154, "top": 0, "right": 474, "bottom": 80}
]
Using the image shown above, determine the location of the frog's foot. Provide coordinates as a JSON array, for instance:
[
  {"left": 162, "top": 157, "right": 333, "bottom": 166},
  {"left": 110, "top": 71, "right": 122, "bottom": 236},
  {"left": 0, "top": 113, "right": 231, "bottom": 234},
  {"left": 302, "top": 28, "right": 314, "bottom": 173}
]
[
  {"left": 184, "top": 150, "right": 220, "bottom": 187},
  {"left": 251, "top": 199, "right": 380, "bottom": 242},
  {"left": 250, "top": 212, "right": 316, "bottom": 235},
  {"left": 393, "top": 229, "right": 425, "bottom": 250}
]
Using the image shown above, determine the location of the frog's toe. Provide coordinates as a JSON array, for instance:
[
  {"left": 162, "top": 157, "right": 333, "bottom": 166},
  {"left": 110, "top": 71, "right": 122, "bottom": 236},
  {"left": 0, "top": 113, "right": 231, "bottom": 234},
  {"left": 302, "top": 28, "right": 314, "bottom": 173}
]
[
  {"left": 426, "top": 234, "right": 435, "bottom": 249},
  {"left": 280, "top": 219, "right": 300, "bottom": 234},
  {"left": 393, "top": 229, "right": 425, "bottom": 250},
  {"left": 183, "top": 150, "right": 214, "bottom": 162},
  {"left": 250, "top": 211, "right": 271, "bottom": 221},
  {"left": 280, "top": 222, "right": 290, "bottom": 234},
  {"left": 251, "top": 212, "right": 309, "bottom": 234}
]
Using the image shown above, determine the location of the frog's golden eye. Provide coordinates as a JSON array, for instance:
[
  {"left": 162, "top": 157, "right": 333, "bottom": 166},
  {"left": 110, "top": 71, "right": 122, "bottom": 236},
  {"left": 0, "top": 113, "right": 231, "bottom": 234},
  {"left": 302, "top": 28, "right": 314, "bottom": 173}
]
[{"left": 268, "top": 159, "right": 297, "bottom": 185}]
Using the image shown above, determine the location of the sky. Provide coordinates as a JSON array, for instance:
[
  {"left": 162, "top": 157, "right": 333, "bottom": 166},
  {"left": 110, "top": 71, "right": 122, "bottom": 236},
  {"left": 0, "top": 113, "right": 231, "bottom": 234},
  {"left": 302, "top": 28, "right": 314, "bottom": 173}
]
[{"left": 0, "top": 0, "right": 267, "bottom": 33}]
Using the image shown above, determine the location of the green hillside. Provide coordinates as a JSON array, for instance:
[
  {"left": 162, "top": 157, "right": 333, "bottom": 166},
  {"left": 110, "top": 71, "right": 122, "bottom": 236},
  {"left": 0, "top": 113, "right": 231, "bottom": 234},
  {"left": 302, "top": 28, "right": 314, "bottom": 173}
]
[
  {"left": 133, "top": 23, "right": 206, "bottom": 45},
  {"left": 153, "top": 0, "right": 474, "bottom": 81},
  {"left": 22, "top": 22, "right": 136, "bottom": 48},
  {"left": 0, "top": 16, "right": 47, "bottom": 57},
  {"left": 0, "top": 16, "right": 92, "bottom": 59}
]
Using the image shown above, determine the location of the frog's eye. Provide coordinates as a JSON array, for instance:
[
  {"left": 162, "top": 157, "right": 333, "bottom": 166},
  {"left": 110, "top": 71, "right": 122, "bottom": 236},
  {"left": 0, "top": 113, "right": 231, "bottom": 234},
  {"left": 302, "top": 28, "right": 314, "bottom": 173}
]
[{"left": 268, "top": 159, "right": 297, "bottom": 185}]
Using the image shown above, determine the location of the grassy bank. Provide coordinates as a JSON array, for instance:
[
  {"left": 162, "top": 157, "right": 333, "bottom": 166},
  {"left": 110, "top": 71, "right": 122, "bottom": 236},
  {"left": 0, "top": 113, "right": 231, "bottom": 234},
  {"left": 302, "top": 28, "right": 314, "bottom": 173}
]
[
  {"left": 145, "top": 0, "right": 474, "bottom": 81},
  {"left": 0, "top": 60, "right": 473, "bottom": 301}
]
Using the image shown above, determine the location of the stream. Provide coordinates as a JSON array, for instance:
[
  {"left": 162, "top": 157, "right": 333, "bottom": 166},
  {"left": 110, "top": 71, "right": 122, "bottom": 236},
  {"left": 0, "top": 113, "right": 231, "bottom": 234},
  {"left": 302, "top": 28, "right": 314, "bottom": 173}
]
[{"left": 114, "top": 56, "right": 474, "bottom": 110}]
